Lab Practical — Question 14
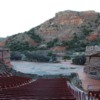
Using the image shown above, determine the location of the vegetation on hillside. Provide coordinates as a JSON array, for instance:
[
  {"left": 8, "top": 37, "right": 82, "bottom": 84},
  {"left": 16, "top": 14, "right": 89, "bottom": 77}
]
[
  {"left": 7, "top": 40, "right": 36, "bottom": 51},
  {"left": 47, "top": 38, "right": 59, "bottom": 48},
  {"left": 4, "top": 11, "right": 100, "bottom": 52},
  {"left": 6, "top": 28, "right": 42, "bottom": 51},
  {"left": 26, "top": 28, "right": 42, "bottom": 43},
  {"left": 61, "top": 33, "right": 87, "bottom": 52},
  {"left": 10, "top": 51, "right": 58, "bottom": 62}
]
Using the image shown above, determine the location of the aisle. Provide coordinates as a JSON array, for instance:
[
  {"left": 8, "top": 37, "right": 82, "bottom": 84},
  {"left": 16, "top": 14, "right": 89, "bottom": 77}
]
[{"left": 77, "top": 68, "right": 100, "bottom": 91}]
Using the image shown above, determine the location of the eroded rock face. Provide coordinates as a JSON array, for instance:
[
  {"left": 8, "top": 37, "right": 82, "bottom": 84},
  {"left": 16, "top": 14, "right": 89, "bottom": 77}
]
[
  {"left": 35, "top": 10, "right": 100, "bottom": 42},
  {"left": 85, "top": 46, "right": 100, "bottom": 80},
  {"left": 50, "top": 46, "right": 66, "bottom": 53},
  {"left": 55, "top": 11, "right": 83, "bottom": 25},
  {"left": 2, "top": 10, "right": 100, "bottom": 50},
  {"left": 85, "top": 46, "right": 100, "bottom": 56}
]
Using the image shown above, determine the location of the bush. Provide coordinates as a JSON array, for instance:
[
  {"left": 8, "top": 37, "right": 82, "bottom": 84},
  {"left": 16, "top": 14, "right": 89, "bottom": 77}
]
[
  {"left": 63, "top": 55, "right": 71, "bottom": 60},
  {"left": 72, "top": 55, "right": 86, "bottom": 65},
  {"left": 27, "top": 28, "right": 42, "bottom": 43},
  {"left": 47, "top": 38, "right": 58, "bottom": 48},
  {"left": 34, "top": 55, "right": 50, "bottom": 62},
  {"left": 11, "top": 51, "right": 22, "bottom": 60}
]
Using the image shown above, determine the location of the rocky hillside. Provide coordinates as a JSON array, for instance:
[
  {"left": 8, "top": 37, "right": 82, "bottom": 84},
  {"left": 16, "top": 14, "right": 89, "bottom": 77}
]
[
  {"left": 5, "top": 30, "right": 42, "bottom": 50},
  {"left": 3, "top": 10, "right": 100, "bottom": 51},
  {"left": 35, "top": 10, "right": 100, "bottom": 41}
]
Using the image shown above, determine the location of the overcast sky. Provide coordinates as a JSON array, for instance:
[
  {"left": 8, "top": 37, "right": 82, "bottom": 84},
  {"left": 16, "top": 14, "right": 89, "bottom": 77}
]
[{"left": 0, "top": 0, "right": 100, "bottom": 37}]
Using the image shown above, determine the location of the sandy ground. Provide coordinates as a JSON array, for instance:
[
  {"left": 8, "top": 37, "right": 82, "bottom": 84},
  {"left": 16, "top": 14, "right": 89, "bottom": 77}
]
[
  {"left": 12, "top": 61, "right": 81, "bottom": 75},
  {"left": 77, "top": 68, "right": 100, "bottom": 91},
  {"left": 12, "top": 60, "right": 100, "bottom": 91},
  {"left": 61, "top": 60, "right": 100, "bottom": 91}
]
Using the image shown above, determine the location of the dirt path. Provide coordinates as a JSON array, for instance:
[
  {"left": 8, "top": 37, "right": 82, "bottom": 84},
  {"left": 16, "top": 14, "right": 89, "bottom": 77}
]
[
  {"left": 77, "top": 68, "right": 100, "bottom": 91},
  {"left": 62, "top": 60, "right": 100, "bottom": 91}
]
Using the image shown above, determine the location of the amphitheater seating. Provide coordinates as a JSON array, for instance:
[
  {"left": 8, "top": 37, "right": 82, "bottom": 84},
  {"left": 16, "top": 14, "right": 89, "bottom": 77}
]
[
  {"left": 0, "top": 77, "right": 76, "bottom": 100},
  {"left": 88, "top": 91, "right": 100, "bottom": 100},
  {"left": 0, "top": 71, "right": 12, "bottom": 77},
  {"left": 0, "top": 76, "right": 32, "bottom": 89}
]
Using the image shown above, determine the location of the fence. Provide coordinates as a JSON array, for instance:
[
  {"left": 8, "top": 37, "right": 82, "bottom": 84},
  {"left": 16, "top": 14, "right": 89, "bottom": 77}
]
[{"left": 67, "top": 82, "right": 88, "bottom": 100}]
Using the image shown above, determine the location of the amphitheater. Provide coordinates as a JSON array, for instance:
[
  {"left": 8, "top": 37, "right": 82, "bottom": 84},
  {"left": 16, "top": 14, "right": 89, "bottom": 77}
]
[
  {"left": 0, "top": 74, "right": 87, "bottom": 100},
  {"left": 0, "top": 48, "right": 100, "bottom": 100}
]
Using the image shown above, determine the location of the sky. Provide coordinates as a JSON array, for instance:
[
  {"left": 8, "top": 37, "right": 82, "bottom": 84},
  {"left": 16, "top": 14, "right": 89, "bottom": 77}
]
[{"left": 0, "top": 0, "right": 100, "bottom": 37}]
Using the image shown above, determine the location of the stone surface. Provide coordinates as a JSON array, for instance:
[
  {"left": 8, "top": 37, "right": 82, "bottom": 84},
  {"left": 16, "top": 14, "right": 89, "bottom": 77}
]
[
  {"left": 85, "top": 46, "right": 100, "bottom": 80},
  {"left": 35, "top": 10, "right": 100, "bottom": 41},
  {"left": 85, "top": 46, "right": 100, "bottom": 56},
  {"left": 1, "top": 10, "right": 100, "bottom": 48}
]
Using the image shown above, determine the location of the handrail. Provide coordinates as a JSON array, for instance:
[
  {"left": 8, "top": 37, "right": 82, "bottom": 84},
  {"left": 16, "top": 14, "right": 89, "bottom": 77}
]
[{"left": 67, "top": 82, "right": 88, "bottom": 100}]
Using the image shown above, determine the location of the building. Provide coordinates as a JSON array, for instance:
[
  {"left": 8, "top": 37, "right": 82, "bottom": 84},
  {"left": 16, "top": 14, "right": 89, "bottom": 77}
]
[
  {"left": 84, "top": 46, "right": 100, "bottom": 79},
  {"left": 0, "top": 48, "right": 12, "bottom": 68}
]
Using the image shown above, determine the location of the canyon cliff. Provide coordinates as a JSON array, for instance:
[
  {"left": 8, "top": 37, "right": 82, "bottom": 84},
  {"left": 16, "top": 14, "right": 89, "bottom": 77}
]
[{"left": 1, "top": 10, "right": 100, "bottom": 51}]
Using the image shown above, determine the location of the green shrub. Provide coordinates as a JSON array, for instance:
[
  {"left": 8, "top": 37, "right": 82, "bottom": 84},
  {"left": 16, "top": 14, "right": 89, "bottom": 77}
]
[
  {"left": 63, "top": 55, "right": 71, "bottom": 60},
  {"left": 47, "top": 38, "right": 58, "bottom": 48},
  {"left": 10, "top": 51, "right": 22, "bottom": 60},
  {"left": 27, "top": 28, "right": 42, "bottom": 43},
  {"left": 72, "top": 55, "right": 86, "bottom": 65}
]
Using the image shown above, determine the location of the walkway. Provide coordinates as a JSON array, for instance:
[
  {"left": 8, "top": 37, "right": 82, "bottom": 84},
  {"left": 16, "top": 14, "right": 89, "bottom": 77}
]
[
  {"left": 77, "top": 67, "right": 100, "bottom": 91},
  {"left": 62, "top": 60, "right": 100, "bottom": 91}
]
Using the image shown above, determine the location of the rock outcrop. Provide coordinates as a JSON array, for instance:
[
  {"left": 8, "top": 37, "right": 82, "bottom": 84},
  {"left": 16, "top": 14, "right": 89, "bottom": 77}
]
[
  {"left": 1, "top": 10, "right": 100, "bottom": 51},
  {"left": 35, "top": 10, "right": 100, "bottom": 42},
  {"left": 84, "top": 46, "right": 100, "bottom": 80}
]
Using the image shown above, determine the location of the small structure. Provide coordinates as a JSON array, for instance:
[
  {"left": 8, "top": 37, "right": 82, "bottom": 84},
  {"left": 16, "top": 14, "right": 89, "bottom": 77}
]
[
  {"left": 84, "top": 46, "right": 100, "bottom": 79},
  {"left": 0, "top": 48, "right": 12, "bottom": 68}
]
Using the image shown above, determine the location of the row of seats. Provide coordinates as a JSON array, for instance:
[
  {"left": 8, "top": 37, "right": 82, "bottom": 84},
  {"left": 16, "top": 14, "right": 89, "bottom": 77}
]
[
  {"left": 0, "top": 77, "right": 76, "bottom": 100},
  {"left": 88, "top": 91, "right": 100, "bottom": 100},
  {"left": 0, "top": 75, "right": 32, "bottom": 90},
  {"left": 0, "top": 72, "right": 11, "bottom": 77}
]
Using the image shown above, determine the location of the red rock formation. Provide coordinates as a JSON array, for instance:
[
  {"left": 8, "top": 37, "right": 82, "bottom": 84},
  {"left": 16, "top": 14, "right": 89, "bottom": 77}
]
[
  {"left": 86, "top": 34, "right": 98, "bottom": 41},
  {"left": 50, "top": 46, "right": 66, "bottom": 53},
  {"left": 35, "top": 10, "right": 100, "bottom": 41}
]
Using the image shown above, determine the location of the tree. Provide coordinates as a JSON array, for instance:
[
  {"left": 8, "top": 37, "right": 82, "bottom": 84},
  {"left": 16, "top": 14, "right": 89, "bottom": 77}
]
[
  {"left": 10, "top": 51, "right": 22, "bottom": 60},
  {"left": 72, "top": 55, "right": 86, "bottom": 65},
  {"left": 63, "top": 55, "right": 71, "bottom": 60}
]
